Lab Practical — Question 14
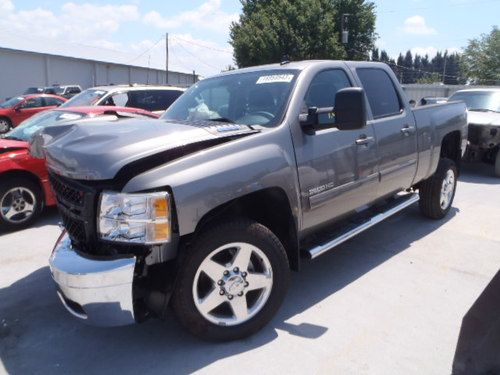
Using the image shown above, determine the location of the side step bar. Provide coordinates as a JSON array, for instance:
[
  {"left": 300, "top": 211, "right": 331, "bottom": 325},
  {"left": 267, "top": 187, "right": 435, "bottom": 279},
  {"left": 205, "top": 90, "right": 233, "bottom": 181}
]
[{"left": 306, "top": 193, "right": 420, "bottom": 260}]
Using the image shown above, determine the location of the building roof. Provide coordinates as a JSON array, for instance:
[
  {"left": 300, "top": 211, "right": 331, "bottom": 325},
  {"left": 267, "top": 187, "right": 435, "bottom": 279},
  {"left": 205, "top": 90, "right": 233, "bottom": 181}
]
[{"left": 0, "top": 31, "right": 191, "bottom": 75}]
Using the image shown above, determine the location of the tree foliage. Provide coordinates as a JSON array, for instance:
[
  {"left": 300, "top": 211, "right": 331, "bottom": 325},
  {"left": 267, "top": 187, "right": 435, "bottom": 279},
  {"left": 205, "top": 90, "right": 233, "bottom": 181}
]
[
  {"left": 229, "top": 0, "right": 376, "bottom": 67},
  {"left": 461, "top": 26, "right": 500, "bottom": 84}
]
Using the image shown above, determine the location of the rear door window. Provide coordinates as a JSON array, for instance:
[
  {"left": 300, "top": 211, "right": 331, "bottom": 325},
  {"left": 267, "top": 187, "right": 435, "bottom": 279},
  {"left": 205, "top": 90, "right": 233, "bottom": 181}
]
[{"left": 357, "top": 68, "right": 402, "bottom": 119}]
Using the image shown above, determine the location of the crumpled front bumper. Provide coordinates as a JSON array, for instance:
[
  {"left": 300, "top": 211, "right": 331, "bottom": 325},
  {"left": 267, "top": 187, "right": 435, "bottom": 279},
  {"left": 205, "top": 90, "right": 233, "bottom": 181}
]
[{"left": 49, "top": 232, "right": 137, "bottom": 326}]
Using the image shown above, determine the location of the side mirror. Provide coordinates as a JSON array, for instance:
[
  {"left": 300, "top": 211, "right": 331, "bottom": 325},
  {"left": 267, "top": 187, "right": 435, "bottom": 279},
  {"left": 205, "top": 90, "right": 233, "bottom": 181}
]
[
  {"left": 409, "top": 99, "right": 416, "bottom": 108},
  {"left": 334, "top": 87, "right": 366, "bottom": 131}
]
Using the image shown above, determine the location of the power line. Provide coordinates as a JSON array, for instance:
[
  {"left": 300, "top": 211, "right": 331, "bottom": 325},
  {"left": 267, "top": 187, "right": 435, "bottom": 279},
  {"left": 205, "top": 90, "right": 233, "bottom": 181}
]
[
  {"left": 170, "top": 35, "right": 233, "bottom": 54},
  {"left": 125, "top": 36, "right": 165, "bottom": 64},
  {"left": 172, "top": 39, "right": 221, "bottom": 71}
]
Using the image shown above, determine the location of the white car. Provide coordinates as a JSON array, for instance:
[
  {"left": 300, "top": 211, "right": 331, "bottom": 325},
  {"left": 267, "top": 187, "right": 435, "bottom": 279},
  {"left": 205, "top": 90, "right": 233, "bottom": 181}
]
[{"left": 61, "top": 85, "right": 186, "bottom": 114}]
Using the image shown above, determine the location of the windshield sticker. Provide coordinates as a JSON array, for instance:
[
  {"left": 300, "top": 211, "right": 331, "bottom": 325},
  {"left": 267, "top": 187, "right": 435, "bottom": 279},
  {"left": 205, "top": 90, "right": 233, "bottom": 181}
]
[{"left": 256, "top": 74, "right": 294, "bottom": 84}]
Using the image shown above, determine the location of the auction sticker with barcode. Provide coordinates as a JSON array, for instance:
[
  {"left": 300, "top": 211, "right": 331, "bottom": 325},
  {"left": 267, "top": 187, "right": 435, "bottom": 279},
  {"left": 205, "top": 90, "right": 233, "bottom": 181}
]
[{"left": 256, "top": 74, "right": 294, "bottom": 84}]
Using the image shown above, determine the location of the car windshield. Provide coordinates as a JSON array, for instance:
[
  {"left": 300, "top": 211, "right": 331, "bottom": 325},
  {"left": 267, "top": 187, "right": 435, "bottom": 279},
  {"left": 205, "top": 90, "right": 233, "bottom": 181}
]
[
  {"left": 3, "top": 110, "right": 85, "bottom": 141},
  {"left": 449, "top": 91, "right": 500, "bottom": 112},
  {"left": 0, "top": 97, "right": 23, "bottom": 109},
  {"left": 45, "top": 87, "right": 64, "bottom": 95},
  {"left": 61, "top": 89, "right": 107, "bottom": 107},
  {"left": 162, "top": 69, "right": 299, "bottom": 127}
]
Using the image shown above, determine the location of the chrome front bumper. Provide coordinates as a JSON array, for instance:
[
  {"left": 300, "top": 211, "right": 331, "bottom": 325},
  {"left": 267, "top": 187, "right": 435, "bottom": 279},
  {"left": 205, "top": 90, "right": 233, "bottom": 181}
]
[{"left": 49, "top": 232, "right": 137, "bottom": 326}]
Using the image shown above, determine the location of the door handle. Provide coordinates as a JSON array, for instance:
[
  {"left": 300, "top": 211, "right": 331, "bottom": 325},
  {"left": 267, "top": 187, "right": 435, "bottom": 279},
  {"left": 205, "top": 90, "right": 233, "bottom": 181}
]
[
  {"left": 400, "top": 125, "right": 416, "bottom": 135},
  {"left": 355, "top": 135, "right": 374, "bottom": 146}
]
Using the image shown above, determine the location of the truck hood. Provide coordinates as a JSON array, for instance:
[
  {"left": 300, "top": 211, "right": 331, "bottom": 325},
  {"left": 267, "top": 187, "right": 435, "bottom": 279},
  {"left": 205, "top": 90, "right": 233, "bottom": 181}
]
[
  {"left": 32, "top": 118, "right": 258, "bottom": 180},
  {"left": 468, "top": 111, "right": 500, "bottom": 127},
  {"left": 0, "top": 139, "right": 29, "bottom": 155}
]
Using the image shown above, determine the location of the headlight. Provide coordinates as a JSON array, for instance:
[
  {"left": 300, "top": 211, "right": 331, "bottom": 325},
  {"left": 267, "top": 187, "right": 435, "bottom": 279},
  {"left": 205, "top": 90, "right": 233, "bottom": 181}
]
[{"left": 98, "top": 191, "right": 171, "bottom": 244}]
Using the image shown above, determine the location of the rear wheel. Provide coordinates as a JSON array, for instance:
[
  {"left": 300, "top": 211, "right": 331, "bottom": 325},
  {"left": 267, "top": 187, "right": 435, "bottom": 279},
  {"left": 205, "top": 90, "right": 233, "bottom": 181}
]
[
  {"left": 419, "top": 158, "right": 458, "bottom": 219},
  {"left": 0, "top": 179, "right": 42, "bottom": 230},
  {"left": 172, "top": 219, "right": 290, "bottom": 341},
  {"left": 0, "top": 117, "right": 11, "bottom": 134},
  {"left": 494, "top": 149, "right": 500, "bottom": 177}
]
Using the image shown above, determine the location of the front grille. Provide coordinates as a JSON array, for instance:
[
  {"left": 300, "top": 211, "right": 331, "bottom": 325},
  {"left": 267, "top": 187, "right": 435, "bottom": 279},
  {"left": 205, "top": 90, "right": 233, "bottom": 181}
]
[
  {"left": 49, "top": 173, "right": 98, "bottom": 252},
  {"left": 50, "top": 175, "right": 85, "bottom": 207}
]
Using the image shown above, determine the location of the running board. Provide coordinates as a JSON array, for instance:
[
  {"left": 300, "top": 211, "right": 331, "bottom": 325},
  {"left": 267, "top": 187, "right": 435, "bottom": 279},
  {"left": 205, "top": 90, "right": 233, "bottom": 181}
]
[{"left": 306, "top": 193, "right": 420, "bottom": 260}]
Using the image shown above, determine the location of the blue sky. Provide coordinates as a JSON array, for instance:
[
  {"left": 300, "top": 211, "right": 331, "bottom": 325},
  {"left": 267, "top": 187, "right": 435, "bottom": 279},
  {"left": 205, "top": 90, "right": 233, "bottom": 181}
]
[{"left": 0, "top": 0, "right": 498, "bottom": 76}]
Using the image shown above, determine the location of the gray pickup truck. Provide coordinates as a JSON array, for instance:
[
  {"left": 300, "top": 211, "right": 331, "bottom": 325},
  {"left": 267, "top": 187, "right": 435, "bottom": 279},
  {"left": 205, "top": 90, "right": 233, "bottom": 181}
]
[{"left": 40, "top": 60, "right": 467, "bottom": 341}]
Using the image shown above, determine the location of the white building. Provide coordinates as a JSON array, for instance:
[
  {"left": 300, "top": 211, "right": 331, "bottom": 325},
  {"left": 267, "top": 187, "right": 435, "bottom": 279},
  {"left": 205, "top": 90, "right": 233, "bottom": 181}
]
[{"left": 0, "top": 34, "right": 197, "bottom": 100}]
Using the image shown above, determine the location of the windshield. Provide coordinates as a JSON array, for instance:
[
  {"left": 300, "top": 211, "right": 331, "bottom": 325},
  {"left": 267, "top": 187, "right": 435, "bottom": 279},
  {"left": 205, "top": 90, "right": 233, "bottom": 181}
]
[
  {"left": 61, "top": 89, "right": 107, "bottom": 107},
  {"left": 162, "top": 69, "right": 299, "bottom": 127},
  {"left": 0, "top": 97, "right": 23, "bottom": 109},
  {"left": 44, "top": 87, "right": 64, "bottom": 95},
  {"left": 3, "top": 110, "right": 85, "bottom": 141},
  {"left": 449, "top": 91, "right": 500, "bottom": 112}
]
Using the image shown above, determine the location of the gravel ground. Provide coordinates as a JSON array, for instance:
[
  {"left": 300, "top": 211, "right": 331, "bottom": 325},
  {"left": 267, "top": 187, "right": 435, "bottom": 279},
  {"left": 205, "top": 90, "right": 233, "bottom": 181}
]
[{"left": 1, "top": 163, "right": 499, "bottom": 375}]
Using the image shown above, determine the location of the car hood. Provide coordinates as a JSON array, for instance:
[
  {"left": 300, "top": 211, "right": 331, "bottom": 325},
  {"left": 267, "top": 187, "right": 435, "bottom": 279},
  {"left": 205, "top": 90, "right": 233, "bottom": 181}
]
[
  {"left": 468, "top": 111, "right": 500, "bottom": 127},
  {"left": 0, "top": 139, "right": 29, "bottom": 155},
  {"left": 32, "top": 118, "right": 259, "bottom": 180},
  {"left": 0, "top": 108, "right": 14, "bottom": 115}
]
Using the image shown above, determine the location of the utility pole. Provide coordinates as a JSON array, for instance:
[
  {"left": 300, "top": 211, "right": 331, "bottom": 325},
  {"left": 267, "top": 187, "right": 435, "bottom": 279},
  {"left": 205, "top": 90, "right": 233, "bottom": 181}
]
[
  {"left": 341, "top": 14, "right": 350, "bottom": 44},
  {"left": 442, "top": 53, "right": 447, "bottom": 84},
  {"left": 165, "top": 32, "right": 169, "bottom": 85}
]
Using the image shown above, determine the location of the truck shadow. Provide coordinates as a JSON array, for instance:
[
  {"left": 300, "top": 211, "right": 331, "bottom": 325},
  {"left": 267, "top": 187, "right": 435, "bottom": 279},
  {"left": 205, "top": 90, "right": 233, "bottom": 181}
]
[
  {"left": 0, "top": 205, "right": 457, "bottom": 374},
  {"left": 459, "top": 162, "right": 500, "bottom": 185}
]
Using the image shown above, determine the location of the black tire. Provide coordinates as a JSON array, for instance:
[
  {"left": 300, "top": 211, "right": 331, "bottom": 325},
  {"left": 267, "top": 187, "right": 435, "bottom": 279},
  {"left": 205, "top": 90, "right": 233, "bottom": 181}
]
[
  {"left": 0, "top": 178, "right": 43, "bottom": 230},
  {"left": 172, "top": 218, "right": 290, "bottom": 341},
  {"left": 0, "top": 117, "right": 11, "bottom": 134},
  {"left": 419, "top": 158, "right": 458, "bottom": 219},
  {"left": 494, "top": 149, "right": 500, "bottom": 177}
]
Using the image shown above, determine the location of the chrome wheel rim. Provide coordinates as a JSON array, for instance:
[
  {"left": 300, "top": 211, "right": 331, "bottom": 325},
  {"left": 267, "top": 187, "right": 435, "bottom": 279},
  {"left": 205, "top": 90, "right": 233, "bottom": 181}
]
[
  {"left": 0, "top": 187, "right": 36, "bottom": 224},
  {"left": 192, "top": 242, "right": 273, "bottom": 326},
  {"left": 0, "top": 119, "right": 10, "bottom": 134},
  {"left": 440, "top": 169, "right": 455, "bottom": 210}
]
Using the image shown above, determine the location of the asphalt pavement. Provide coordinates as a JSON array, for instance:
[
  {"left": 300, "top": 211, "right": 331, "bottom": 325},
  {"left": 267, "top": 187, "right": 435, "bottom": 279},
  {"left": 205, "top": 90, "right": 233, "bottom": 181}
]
[{"left": 1, "top": 163, "right": 499, "bottom": 375}]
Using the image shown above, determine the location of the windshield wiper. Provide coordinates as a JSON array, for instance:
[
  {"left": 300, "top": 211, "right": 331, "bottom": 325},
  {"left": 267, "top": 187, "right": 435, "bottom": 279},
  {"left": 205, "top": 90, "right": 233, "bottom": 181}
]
[
  {"left": 207, "top": 117, "right": 235, "bottom": 123},
  {"left": 1, "top": 136, "right": 24, "bottom": 141},
  {"left": 469, "top": 108, "right": 499, "bottom": 113}
]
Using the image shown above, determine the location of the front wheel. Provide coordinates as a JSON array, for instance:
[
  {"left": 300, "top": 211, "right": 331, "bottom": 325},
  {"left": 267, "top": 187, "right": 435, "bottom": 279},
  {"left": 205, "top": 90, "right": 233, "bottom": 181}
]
[
  {"left": 172, "top": 219, "right": 290, "bottom": 341},
  {"left": 419, "top": 158, "right": 458, "bottom": 219},
  {"left": 0, "top": 117, "right": 11, "bottom": 134},
  {"left": 0, "top": 179, "right": 42, "bottom": 230}
]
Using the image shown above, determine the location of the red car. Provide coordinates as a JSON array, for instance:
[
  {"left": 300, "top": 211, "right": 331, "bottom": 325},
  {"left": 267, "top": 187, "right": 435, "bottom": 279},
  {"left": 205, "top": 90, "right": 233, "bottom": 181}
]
[
  {"left": 0, "top": 106, "right": 159, "bottom": 229},
  {"left": 0, "top": 94, "right": 67, "bottom": 134}
]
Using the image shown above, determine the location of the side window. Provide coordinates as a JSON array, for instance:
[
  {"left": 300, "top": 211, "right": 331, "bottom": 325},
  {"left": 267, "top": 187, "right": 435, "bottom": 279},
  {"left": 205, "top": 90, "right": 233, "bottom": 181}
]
[
  {"left": 107, "top": 92, "right": 128, "bottom": 107},
  {"left": 304, "top": 69, "right": 351, "bottom": 125},
  {"left": 22, "top": 97, "right": 44, "bottom": 108},
  {"left": 44, "top": 97, "right": 64, "bottom": 106},
  {"left": 357, "top": 68, "right": 402, "bottom": 119}
]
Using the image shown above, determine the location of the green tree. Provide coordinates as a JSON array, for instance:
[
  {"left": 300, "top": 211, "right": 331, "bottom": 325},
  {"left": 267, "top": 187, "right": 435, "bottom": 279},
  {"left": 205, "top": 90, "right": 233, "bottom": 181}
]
[
  {"left": 416, "top": 72, "right": 441, "bottom": 84},
  {"left": 461, "top": 26, "right": 500, "bottom": 84},
  {"left": 229, "top": 0, "right": 377, "bottom": 67}
]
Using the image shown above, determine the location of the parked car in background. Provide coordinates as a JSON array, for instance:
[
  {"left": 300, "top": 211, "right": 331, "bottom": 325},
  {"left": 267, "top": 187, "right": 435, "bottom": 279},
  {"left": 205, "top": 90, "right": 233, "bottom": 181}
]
[
  {"left": 448, "top": 88, "right": 500, "bottom": 176},
  {"left": 60, "top": 85, "right": 185, "bottom": 114},
  {"left": 0, "top": 94, "right": 67, "bottom": 134},
  {"left": 23, "top": 87, "right": 44, "bottom": 95},
  {"left": 0, "top": 106, "right": 159, "bottom": 230},
  {"left": 419, "top": 97, "right": 447, "bottom": 106},
  {"left": 44, "top": 85, "right": 82, "bottom": 99}
]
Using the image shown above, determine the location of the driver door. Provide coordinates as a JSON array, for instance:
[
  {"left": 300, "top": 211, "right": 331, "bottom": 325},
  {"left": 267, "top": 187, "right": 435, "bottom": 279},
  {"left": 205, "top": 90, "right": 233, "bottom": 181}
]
[
  {"left": 294, "top": 69, "right": 379, "bottom": 231},
  {"left": 12, "top": 97, "right": 45, "bottom": 125}
]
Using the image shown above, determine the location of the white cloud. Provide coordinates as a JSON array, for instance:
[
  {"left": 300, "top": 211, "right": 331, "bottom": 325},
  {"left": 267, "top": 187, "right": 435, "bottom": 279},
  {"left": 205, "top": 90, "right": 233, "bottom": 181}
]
[
  {"left": 0, "top": 0, "right": 13, "bottom": 12},
  {"left": 144, "top": 0, "right": 239, "bottom": 34},
  {"left": 402, "top": 15, "right": 437, "bottom": 35},
  {"left": 0, "top": 2, "right": 234, "bottom": 77}
]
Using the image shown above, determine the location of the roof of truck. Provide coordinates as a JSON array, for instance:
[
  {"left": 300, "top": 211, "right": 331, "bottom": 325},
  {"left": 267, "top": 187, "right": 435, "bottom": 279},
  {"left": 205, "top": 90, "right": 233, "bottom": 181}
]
[{"left": 214, "top": 60, "right": 388, "bottom": 78}]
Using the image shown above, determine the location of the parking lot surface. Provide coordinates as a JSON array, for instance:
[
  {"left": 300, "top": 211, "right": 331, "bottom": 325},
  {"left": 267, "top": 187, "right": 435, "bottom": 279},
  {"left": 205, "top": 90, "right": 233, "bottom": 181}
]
[{"left": 1, "top": 163, "right": 499, "bottom": 375}]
